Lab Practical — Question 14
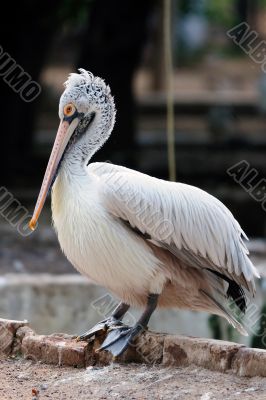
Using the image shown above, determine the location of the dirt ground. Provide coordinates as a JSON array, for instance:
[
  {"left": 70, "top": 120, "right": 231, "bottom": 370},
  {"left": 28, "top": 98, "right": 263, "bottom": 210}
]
[{"left": 1, "top": 357, "right": 266, "bottom": 400}]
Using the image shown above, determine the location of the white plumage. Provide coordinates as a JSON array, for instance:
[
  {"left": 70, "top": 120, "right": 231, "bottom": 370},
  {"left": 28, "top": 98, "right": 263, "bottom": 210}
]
[{"left": 30, "top": 69, "right": 259, "bottom": 347}]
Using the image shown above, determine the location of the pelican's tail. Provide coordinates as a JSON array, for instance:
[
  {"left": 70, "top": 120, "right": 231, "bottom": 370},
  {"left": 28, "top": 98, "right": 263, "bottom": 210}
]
[{"left": 200, "top": 289, "right": 248, "bottom": 336}]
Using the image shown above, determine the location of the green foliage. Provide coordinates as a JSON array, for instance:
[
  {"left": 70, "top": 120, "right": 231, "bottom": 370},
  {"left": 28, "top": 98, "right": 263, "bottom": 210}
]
[
  {"left": 251, "top": 303, "right": 266, "bottom": 349},
  {"left": 208, "top": 315, "right": 222, "bottom": 340},
  {"left": 204, "top": 0, "right": 237, "bottom": 27},
  {"left": 58, "top": 0, "right": 93, "bottom": 25},
  {"left": 226, "top": 321, "right": 234, "bottom": 341},
  {"left": 258, "top": 0, "right": 266, "bottom": 8},
  {"left": 179, "top": 0, "right": 243, "bottom": 28}
]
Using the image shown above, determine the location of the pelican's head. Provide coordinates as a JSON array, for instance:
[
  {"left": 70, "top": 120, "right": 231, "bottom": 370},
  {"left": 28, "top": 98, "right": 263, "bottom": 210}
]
[{"left": 29, "top": 69, "right": 116, "bottom": 231}]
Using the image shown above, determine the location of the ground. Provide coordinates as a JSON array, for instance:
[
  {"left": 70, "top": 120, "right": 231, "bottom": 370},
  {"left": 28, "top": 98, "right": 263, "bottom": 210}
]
[{"left": 1, "top": 357, "right": 266, "bottom": 400}]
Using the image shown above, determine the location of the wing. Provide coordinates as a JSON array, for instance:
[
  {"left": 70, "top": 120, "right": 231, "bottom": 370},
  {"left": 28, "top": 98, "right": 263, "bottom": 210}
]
[{"left": 88, "top": 162, "right": 259, "bottom": 295}]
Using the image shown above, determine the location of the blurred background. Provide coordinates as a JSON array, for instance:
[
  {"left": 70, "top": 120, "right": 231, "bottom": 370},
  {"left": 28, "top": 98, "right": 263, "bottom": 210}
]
[{"left": 1, "top": 0, "right": 266, "bottom": 348}]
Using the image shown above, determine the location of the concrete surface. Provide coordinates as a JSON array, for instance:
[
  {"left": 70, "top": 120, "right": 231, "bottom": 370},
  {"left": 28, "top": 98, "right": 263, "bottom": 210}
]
[{"left": 0, "top": 273, "right": 213, "bottom": 340}]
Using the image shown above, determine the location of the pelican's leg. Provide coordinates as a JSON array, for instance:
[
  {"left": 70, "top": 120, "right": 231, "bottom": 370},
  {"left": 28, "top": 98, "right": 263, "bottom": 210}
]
[
  {"left": 77, "top": 302, "right": 130, "bottom": 341},
  {"left": 99, "top": 293, "right": 159, "bottom": 357}
]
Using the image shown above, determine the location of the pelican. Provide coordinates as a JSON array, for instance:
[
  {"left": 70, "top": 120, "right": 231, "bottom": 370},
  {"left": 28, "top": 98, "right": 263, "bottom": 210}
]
[{"left": 29, "top": 69, "right": 259, "bottom": 356}]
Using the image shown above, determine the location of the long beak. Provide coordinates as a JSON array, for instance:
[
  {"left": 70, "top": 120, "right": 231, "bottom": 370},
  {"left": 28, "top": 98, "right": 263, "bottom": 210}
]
[{"left": 29, "top": 117, "right": 79, "bottom": 231}]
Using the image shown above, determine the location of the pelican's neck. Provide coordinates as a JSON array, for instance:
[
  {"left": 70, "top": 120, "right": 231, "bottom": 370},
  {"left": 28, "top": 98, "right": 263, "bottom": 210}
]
[{"left": 60, "top": 104, "right": 115, "bottom": 178}]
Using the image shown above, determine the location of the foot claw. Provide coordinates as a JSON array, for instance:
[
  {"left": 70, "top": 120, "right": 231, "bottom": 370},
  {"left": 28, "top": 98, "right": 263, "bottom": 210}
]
[
  {"left": 99, "top": 325, "right": 144, "bottom": 357},
  {"left": 77, "top": 317, "right": 125, "bottom": 341}
]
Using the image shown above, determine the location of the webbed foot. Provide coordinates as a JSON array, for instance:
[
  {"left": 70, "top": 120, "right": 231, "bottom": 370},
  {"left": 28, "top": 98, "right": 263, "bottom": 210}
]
[
  {"left": 98, "top": 324, "right": 144, "bottom": 356},
  {"left": 77, "top": 317, "right": 125, "bottom": 341}
]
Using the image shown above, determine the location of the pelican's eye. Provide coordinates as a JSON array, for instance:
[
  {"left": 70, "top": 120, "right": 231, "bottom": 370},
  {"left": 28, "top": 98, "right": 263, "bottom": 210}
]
[{"left": 63, "top": 103, "right": 76, "bottom": 117}]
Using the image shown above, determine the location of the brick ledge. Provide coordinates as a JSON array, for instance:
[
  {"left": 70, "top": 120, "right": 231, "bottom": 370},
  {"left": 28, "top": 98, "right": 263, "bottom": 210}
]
[{"left": 0, "top": 318, "right": 265, "bottom": 377}]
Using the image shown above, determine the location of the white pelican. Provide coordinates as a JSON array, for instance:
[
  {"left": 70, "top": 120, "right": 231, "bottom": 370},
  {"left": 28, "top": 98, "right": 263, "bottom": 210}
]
[{"left": 29, "top": 69, "right": 259, "bottom": 356}]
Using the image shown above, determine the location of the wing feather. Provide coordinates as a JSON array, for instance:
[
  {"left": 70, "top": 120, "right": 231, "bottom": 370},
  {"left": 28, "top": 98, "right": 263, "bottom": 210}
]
[{"left": 88, "top": 162, "right": 259, "bottom": 295}]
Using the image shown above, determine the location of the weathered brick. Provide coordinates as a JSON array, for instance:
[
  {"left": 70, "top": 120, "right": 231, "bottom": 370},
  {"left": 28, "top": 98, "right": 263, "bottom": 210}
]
[
  {"left": 232, "top": 347, "right": 266, "bottom": 377},
  {"left": 0, "top": 318, "right": 28, "bottom": 355},
  {"left": 2, "top": 318, "right": 266, "bottom": 378},
  {"left": 22, "top": 333, "right": 88, "bottom": 367},
  {"left": 163, "top": 335, "right": 244, "bottom": 372}
]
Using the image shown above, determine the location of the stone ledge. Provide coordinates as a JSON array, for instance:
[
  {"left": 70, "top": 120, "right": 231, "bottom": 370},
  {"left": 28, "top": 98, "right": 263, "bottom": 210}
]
[
  {"left": 0, "top": 318, "right": 29, "bottom": 355},
  {"left": 1, "top": 318, "right": 266, "bottom": 377},
  {"left": 162, "top": 336, "right": 244, "bottom": 373}
]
